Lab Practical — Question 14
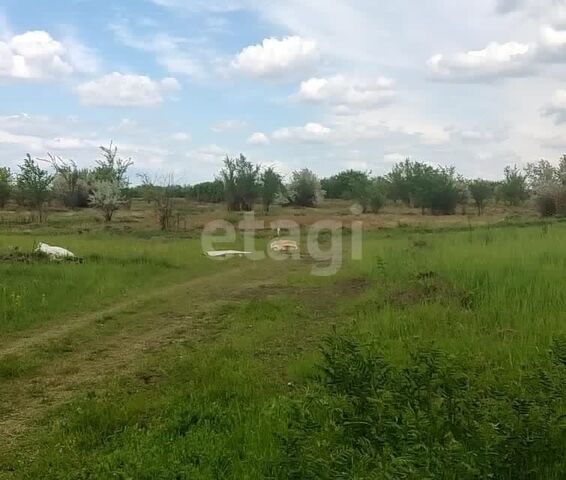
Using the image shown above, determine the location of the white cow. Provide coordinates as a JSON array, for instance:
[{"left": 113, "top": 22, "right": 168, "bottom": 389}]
[
  {"left": 35, "top": 242, "right": 76, "bottom": 260},
  {"left": 269, "top": 239, "right": 299, "bottom": 253}
]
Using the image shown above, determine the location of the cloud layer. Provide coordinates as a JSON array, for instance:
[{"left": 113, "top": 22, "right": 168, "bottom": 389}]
[{"left": 76, "top": 73, "right": 180, "bottom": 107}]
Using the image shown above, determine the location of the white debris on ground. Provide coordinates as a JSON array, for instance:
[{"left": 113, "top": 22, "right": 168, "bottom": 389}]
[
  {"left": 205, "top": 250, "right": 253, "bottom": 258},
  {"left": 35, "top": 242, "right": 76, "bottom": 260},
  {"left": 269, "top": 239, "right": 299, "bottom": 253}
]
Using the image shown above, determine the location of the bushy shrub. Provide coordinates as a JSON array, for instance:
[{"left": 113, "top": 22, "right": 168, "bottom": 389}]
[
  {"left": 286, "top": 169, "right": 324, "bottom": 207},
  {"left": 16, "top": 155, "right": 54, "bottom": 222},
  {"left": 261, "top": 166, "right": 284, "bottom": 212},
  {"left": 384, "top": 160, "right": 460, "bottom": 214},
  {"left": 52, "top": 175, "right": 90, "bottom": 208},
  {"left": 500, "top": 165, "right": 529, "bottom": 206},
  {"left": 89, "top": 180, "right": 123, "bottom": 222},
  {"left": 469, "top": 179, "right": 494, "bottom": 215},
  {"left": 350, "top": 175, "right": 386, "bottom": 213},
  {"left": 368, "top": 186, "right": 386, "bottom": 213},
  {"left": 0, "top": 167, "right": 11, "bottom": 208},
  {"left": 535, "top": 190, "right": 558, "bottom": 217},
  {"left": 187, "top": 180, "right": 224, "bottom": 203},
  {"left": 219, "top": 154, "right": 261, "bottom": 211},
  {"left": 275, "top": 335, "right": 566, "bottom": 479},
  {"left": 533, "top": 183, "right": 566, "bottom": 218},
  {"left": 322, "top": 170, "right": 370, "bottom": 200}
]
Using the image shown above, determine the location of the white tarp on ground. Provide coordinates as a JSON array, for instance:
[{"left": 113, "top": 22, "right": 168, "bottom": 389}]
[{"left": 205, "top": 250, "right": 253, "bottom": 258}]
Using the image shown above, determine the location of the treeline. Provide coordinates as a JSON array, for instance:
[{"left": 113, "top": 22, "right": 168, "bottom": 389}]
[
  {"left": 2, "top": 145, "right": 566, "bottom": 226},
  {"left": 128, "top": 181, "right": 225, "bottom": 204},
  {"left": 0, "top": 144, "right": 132, "bottom": 222},
  {"left": 193, "top": 155, "right": 566, "bottom": 217}
]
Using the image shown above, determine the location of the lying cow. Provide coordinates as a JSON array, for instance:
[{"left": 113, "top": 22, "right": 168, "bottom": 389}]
[
  {"left": 35, "top": 242, "right": 76, "bottom": 260},
  {"left": 269, "top": 239, "right": 299, "bottom": 254}
]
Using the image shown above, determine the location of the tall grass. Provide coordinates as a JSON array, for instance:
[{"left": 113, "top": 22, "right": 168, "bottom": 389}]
[
  {"left": 0, "top": 233, "right": 218, "bottom": 337},
  {"left": 6, "top": 223, "right": 566, "bottom": 478}
]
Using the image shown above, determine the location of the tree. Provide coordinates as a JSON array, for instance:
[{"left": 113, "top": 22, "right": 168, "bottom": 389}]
[
  {"left": 349, "top": 175, "right": 386, "bottom": 213},
  {"left": 367, "top": 182, "right": 386, "bottom": 213},
  {"left": 286, "top": 169, "right": 324, "bottom": 207},
  {"left": 534, "top": 184, "right": 561, "bottom": 217},
  {"left": 525, "top": 157, "right": 566, "bottom": 216},
  {"left": 139, "top": 174, "right": 176, "bottom": 230},
  {"left": 261, "top": 167, "right": 283, "bottom": 212},
  {"left": 384, "top": 158, "right": 415, "bottom": 205},
  {"left": 16, "top": 155, "right": 53, "bottom": 222},
  {"left": 322, "top": 170, "right": 369, "bottom": 199},
  {"left": 93, "top": 142, "right": 133, "bottom": 187},
  {"left": 219, "top": 155, "right": 261, "bottom": 211},
  {"left": 469, "top": 179, "right": 493, "bottom": 215},
  {"left": 187, "top": 181, "right": 224, "bottom": 203},
  {"left": 89, "top": 180, "right": 122, "bottom": 222},
  {"left": 0, "top": 167, "right": 11, "bottom": 208},
  {"left": 426, "top": 167, "right": 460, "bottom": 215},
  {"left": 524, "top": 159, "right": 558, "bottom": 191},
  {"left": 499, "top": 165, "right": 529, "bottom": 206},
  {"left": 558, "top": 154, "right": 566, "bottom": 185},
  {"left": 385, "top": 160, "right": 460, "bottom": 215},
  {"left": 44, "top": 154, "right": 90, "bottom": 208}
]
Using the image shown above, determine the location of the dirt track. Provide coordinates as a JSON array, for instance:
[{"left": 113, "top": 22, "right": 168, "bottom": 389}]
[{"left": 0, "top": 263, "right": 289, "bottom": 457}]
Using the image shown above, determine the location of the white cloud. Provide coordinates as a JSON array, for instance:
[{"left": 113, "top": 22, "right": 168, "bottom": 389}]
[
  {"left": 76, "top": 73, "right": 181, "bottom": 107},
  {"left": 327, "top": 106, "right": 451, "bottom": 146},
  {"left": 61, "top": 37, "right": 99, "bottom": 74},
  {"left": 171, "top": 132, "right": 191, "bottom": 141},
  {"left": 247, "top": 132, "right": 269, "bottom": 145},
  {"left": 110, "top": 23, "right": 207, "bottom": 78},
  {"left": 0, "top": 30, "right": 96, "bottom": 80},
  {"left": 541, "top": 25, "right": 566, "bottom": 48},
  {"left": 44, "top": 137, "right": 86, "bottom": 150},
  {"left": 0, "top": 129, "right": 44, "bottom": 150},
  {"left": 428, "top": 19, "right": 566, "bottom": 83},
  {"left": 539, "top": 25, "right": 566, "bottom": 61},
  {"left": 297, "top": 75, "right": 395, "bottom": 108},
  {"left": 449, "top": 126, "right": 509, "bottom": 144},
  {"left": 543, "top": 89, "right": 566, "bottom": 124},
  {"left": 211, "top": 119, "right": 247, "bottom": 132},
  {"left": 109, "top": 118, "right": 139, "bottom": 133},
  {"left": 428, "top": 41, "right": 534, "bottom": 81},
  {"left": 187, "top": 144, "right": 228, "bottom": 164},
  {"left": 151, "top": 0, "right": 243, "bottom": 12},
  {"left": 232, "top": 36, "right": 318, "bottom": 78},
  {"left": 384, "top": 152, "right": 407, "bottom": 164},
  {"left": 272, "top": 122, "right": 332, "bottom": 143}
]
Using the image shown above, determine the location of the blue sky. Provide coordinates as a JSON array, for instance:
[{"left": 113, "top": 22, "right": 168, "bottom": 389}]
[{"left": 0, "top": 0, "right": 565, "bottom": 183}]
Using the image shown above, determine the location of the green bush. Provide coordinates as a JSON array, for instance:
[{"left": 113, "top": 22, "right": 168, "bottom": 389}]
[
  {"left": 535, "top": 191, "right": 558, "bottom": 217},
  {"left": 0, "top": 167, "right": 11, "bottom": 208},
  {"left": 276, "top": 335, "right": 566, "bottom": 479},
  {"left": 286, "top": 169, "right": 324, "bottom": 207},
  {"left": 368, "top": 187, "right": 386, "bottom": 213}
]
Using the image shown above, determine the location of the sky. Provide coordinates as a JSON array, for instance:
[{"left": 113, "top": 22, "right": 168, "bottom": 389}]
[{"left": 1, "top": 0, "right": 566, "bottom": 183}]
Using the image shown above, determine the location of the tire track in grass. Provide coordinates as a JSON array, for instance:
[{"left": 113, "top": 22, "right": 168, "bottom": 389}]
[
  {"left": 0, "top": 265, "right": 252, "bottom": 360},
  {"left": 0, "top": 263, "right": 292, "bottom": 462}
]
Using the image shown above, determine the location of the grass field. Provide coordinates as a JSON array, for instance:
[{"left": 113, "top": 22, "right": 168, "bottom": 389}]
[{"left": 2, "top": 204, "right": 566, "bottom": 478}]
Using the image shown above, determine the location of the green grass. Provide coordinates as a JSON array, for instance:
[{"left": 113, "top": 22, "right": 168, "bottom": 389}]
[
  {"left": 5, "top": 223, "right": 566, "bottom": 478},
  {"left": 0, "top": 233, "right": 224, "bottom": 337}
]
